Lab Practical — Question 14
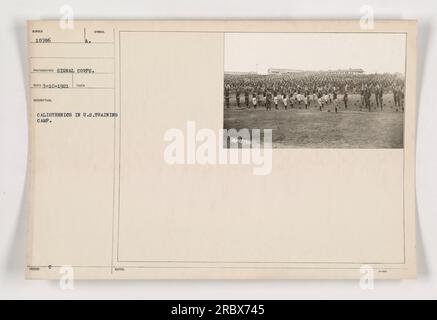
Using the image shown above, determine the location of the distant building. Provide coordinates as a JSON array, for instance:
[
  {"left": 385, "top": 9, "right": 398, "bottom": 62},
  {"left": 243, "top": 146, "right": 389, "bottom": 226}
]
[{"left": 267, "top": 68, "right": 304, "bottom": 75}]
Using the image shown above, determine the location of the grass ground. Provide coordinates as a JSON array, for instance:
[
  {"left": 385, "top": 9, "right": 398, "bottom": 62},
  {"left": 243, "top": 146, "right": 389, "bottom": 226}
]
[{"left": 224, "top": 94, "right": 404, "bottom": 148}]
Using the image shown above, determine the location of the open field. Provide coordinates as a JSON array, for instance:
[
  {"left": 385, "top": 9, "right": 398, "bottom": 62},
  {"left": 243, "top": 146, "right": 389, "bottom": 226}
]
[{"left": 224, "top": 94, "right": 404, "bottom": 148}]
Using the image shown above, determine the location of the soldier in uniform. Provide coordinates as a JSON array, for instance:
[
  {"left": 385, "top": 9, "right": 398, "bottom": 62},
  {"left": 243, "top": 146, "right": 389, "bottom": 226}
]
[
  {"left": 317, "top": 88, "right": 324, "bottom": 111},
  {"left": 290, "top": 89, "right": 295, "bottom": 109},
  {"left": 304, "top": 92, "right": 309, "bottom": 109},
  {"left": 262, "top": 89, "right": 267, "bottom": 108},
  {"left": 297, "top": 88, "right": 303, "bottom": 106},
  {"left": 311, "top": 92, "right": 317, "bottom": 104},
  {"left": 393, "top": 85, "right": 401, "bottom": 111},
  {"left": 343, "top": 84, "right": 348, "bottom": 110},
  {"left": 283, "top": 93, "right": 288, "bottom": 110},
  {"left": 375, "top": 84, "right": 383, "bottom": 111},
  {"left": 323, "top": 88, "right": 330, "bottom": 109},
  {"left": 333, "top": 87, "right": 338, "bottom": 113},
  {"left": 360, "top": 84, "right": 366, "bottom": 111},
  {"left": 236, "top": 90, "right": 241, "bottom": 108},
  {"left": 400, "top": 86, "right": 405, "bottom": 111},
  {"left": 364, "top": 85, "right": 372, "bottom": 112}
]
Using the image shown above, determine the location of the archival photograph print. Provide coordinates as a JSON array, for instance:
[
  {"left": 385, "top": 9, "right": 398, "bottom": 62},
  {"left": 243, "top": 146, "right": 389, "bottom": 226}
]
[{"left": 224, "top": 33, "right": 406, "bottom": 148}]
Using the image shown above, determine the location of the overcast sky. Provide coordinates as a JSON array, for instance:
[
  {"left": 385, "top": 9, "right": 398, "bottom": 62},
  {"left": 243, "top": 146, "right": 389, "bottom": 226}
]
[{"left": 225, "top": 33, "right": 406, "bottom": 75}]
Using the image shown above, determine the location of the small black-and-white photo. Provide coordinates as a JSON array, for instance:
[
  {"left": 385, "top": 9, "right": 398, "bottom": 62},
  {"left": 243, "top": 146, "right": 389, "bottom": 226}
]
[{"left": 224, "top": 33, "right": 406, "bottom": 148}]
